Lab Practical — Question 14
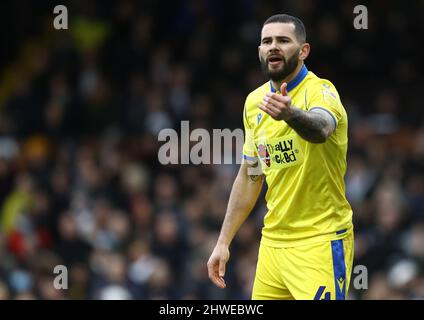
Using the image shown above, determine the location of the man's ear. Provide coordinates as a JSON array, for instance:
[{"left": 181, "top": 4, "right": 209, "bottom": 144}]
[
  {"left": 258, "top": 45, "right": 261, "bottom": 61},
  {"left": 299, "top": 43, "right": 310, "bottom": 61}
]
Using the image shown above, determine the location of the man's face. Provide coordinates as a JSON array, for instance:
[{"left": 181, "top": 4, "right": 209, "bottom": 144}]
[{"left": 259, "top": 22, "right": 301, "bottom": 82}]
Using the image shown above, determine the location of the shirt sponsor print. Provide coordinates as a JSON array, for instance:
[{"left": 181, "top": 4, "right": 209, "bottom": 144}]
[{"left": 256, "top": 134, "right": 304, "bottom": 170}]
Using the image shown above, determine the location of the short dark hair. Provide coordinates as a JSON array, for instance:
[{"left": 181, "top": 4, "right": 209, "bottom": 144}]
[{"left": 263, "top": 14, "right": 306, "bottom": 43}]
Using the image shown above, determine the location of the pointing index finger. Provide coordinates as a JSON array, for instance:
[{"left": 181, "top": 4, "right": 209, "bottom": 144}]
[{"left": 280, "top": 82, "right": 288, "bottom": 96}]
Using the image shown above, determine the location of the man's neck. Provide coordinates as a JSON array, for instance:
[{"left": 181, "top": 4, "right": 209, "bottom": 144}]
[{"left": 271, "top": 62, "right": 304, "bottom": 92}]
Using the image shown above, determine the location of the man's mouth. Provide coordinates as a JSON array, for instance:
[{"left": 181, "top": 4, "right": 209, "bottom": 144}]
[{"left": 268, "top": 56, "right": 283, "bottom": 66}]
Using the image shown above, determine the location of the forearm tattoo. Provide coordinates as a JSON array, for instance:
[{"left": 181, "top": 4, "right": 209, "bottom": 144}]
[
  {"left": 286, "top": 107, "right": 333, "bottom": 143},
  {"left": 248, "top": 174, "right": 264, "bottom": 183}
]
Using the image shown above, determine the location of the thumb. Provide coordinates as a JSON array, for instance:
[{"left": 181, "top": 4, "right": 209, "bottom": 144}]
[
  {"left": 219, "top": 259, "right": 226, "bottom": 277},
  {"left": 280, "top": 82, "right": 288, "bottom": 96}
]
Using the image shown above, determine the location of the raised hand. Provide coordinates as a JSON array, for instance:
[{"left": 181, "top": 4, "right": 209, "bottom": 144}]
[{"left": 258, "top": 82, "right": 294, "bottom": 121}]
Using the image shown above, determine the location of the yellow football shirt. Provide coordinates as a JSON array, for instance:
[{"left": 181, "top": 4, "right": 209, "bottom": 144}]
[{"left": 243, "top": 65, "right": 353, "bottom": 247}]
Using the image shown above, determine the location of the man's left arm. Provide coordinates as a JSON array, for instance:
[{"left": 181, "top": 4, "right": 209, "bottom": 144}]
[
  {"left": 259, "top": 82, "right": 338, "bottom": 144},
  {"left": 285, "top": 107, "right": 335, "bottom": 143}
]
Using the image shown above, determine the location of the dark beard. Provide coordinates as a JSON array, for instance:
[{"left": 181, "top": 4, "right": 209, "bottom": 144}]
[{"left": 260, "top": 50, "right": 300, "bottom": 82}]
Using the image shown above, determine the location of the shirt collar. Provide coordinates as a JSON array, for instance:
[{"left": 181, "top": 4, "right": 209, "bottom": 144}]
[{"left": 270, "top": 64, "right": 309, "bottom": 93}]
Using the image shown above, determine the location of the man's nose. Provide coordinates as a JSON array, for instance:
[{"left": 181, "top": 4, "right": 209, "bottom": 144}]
[{"left": 269, "top": 40, "right": 279, "bottom": 51}]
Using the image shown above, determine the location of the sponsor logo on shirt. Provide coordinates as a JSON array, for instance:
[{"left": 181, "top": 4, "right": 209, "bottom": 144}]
[{"left": 256, "top": 134, "right": 304, "bottom": 170}]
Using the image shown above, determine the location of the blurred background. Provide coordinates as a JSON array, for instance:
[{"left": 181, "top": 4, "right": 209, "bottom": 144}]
[{"left": 0, "top": 0, "right": 423, "bottom": 300}]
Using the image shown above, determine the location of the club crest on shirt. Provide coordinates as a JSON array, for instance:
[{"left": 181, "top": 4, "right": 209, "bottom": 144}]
[
  {"left": 257, "top": 143, "right": 270, "bottom": 167},
  {"left": 257, "top": 113, "right": 262, "bottom": 124}
]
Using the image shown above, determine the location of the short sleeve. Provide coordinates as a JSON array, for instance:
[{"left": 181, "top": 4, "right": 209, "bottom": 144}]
[
  {"left": 308, "top": 81, "right": 344, "bottom": 128},
  {"left": 242, "top": 102, "right": 257, "bottom": 161}
]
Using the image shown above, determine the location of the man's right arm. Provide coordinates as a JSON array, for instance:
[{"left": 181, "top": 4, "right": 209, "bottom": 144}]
[{"left": 207, "top": 162, "right": 264, "bottom": 288}]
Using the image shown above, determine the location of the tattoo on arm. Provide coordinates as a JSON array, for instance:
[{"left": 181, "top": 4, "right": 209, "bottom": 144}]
[
  {"left": 244, "top": 160, "right": 264, "bottom": 183},
  {"left": 248, "top": 174, "right": 264, "bottom": 183},
  {"left": 286, "top": 107, "right": 335, "bottom": 143}
]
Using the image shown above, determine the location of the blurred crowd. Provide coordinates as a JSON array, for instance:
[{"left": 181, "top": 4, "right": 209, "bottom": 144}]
[{"left": 0, "top": 0, "right": 423, "bottom": 299}]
